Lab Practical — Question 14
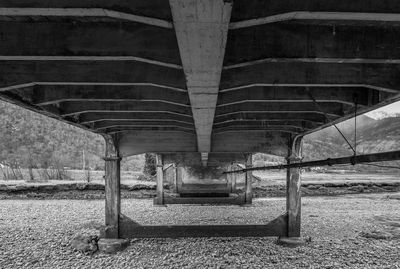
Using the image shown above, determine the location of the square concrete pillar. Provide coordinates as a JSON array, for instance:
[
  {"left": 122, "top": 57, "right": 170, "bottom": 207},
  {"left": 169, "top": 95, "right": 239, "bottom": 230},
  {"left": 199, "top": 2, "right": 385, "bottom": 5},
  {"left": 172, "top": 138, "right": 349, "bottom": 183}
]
[
  {"left": 245, "top": 155, "right": 253, "bottom": 204},
  {"left": 154, "top": 154, "right": 164, "bottom": 205},
  {"left": 171, "top": 165, "right": 178, "bottom": 193},
  {"left": 227, "top": 164, "right": 237, "bottom": 192},
  {"left": 226, "top": 165, "right": 232, "bottom": 192},
  {"left": 176, "top": 166, "right": 183, "bottom": 193},
  {"left": 103, "top": 135, "right": 121, "bottom": 239},
  {"left": 286, "top": 137, "right": 303, "bottom": 237}
]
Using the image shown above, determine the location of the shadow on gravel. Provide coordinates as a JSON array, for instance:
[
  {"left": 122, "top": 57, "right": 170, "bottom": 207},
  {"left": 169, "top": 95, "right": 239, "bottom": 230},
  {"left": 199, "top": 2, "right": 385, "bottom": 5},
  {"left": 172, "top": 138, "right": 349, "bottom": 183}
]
[{"left": 360, "top": 215, "right": 400, "bottom": 240}]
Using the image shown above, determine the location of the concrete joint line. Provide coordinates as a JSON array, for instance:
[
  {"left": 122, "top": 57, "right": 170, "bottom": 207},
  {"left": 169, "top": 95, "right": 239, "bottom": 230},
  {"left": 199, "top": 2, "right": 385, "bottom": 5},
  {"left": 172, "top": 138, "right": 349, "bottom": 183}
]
[
  {"left": 0, "top": 8, "right": 173, "bottom": 28},
  {"left": 229, "top": 11, "right": 400, "bottom": 29}
]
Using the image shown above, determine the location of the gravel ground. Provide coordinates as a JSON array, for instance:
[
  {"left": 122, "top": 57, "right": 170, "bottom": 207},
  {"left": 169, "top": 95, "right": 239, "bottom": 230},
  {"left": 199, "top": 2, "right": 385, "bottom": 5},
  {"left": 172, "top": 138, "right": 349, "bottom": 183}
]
[{"left": 0, "top": 194, "right": 399, "bottom": 268}]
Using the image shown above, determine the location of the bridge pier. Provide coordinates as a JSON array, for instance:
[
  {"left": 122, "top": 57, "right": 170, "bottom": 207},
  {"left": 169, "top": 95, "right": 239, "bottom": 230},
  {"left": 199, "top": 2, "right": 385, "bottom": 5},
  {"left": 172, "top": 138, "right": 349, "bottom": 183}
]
[
  {"left": 286, "top": 137, "right": 303, "bottom": 237},
  {"left": 99, "top": 135, "right": 131, "bottom": 253},
  {"left": 278, "top": 136, "right": 306, "bottom": 247},
  {"left": 103, "top": 135, "right": 121, "bottom": 239},
  {"left": 100, "top": 135, "right": 305, "bottom": 245},
  {"left": 245, "top": 154, "right": 253, "bottom": 204},
  {"left": 154, "top": 154, "right": 165, "bottom": 206}
]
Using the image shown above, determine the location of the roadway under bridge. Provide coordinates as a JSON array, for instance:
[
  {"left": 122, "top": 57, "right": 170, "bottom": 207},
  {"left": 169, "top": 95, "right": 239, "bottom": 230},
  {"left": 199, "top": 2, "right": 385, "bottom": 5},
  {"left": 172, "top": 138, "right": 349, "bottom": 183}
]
[{"left": 0, "top": 0, "right": 400, "bottom": 243}]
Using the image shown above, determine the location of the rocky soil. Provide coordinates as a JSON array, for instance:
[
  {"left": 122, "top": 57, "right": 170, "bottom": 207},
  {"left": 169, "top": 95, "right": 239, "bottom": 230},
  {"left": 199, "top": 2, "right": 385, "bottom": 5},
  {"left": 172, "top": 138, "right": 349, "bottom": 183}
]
[{"left": 0, "top": 193, "right": 399, "bottom": 268}]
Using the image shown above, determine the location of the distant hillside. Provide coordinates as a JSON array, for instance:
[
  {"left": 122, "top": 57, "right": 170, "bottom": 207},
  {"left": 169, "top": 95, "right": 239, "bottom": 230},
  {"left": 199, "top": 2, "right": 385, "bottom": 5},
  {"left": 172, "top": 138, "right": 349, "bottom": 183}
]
[
  {"left": 0, "top": 101, "right": 144, "bottom": 171},
  {"left": 303, "top": 114, "right": 400, "bottom": 161}
]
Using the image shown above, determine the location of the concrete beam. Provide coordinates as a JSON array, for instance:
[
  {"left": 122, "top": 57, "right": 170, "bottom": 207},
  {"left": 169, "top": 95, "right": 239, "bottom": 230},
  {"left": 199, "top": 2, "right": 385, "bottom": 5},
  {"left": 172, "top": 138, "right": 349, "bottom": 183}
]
[
  {"left": 214, "top": 112, "right": 329, "bottom": 124},
  {"left": 0, "top": 61, "right": 186, "bottom": 90},
  {"left": 218, "top": 86, "right": 373, "bottom": 107},
  {"left": 214, "top": 120, "right": 318, "bottom": 130},
  {"left": 211, "top": 131, "right": 289, "bottom": 156},
  {"left": 231, "top": 0, "right": 400, "bottom": 22},
  {"left": 0, "top": 82, "right": 186, "bottom": 93},
  {"left": 0, "top": 56, "right": 181, "bottom": 70},
  {"left": 220, "top": 62, "right": 400, "bottom": 93},
  {"left": 92, "top": 120, "right": 194, "bottom": 131},
  {"left": 226, "top": 23, "right": 400, "bottom": 66},
  {"left": 214, "top": 127, "right": 304, "bottom": 135},
  {"left": 225, "top": 58, "right": 400, "bottom": 70},
  {"left": 0, "top": 8, "right": 173, "bottom": 28},
  {"left": 215, "top": 110, "right": 341, "bottom": 120},
  {"left": 217, "top": 100, "right": 361, "bottom": 107},
  {"left": 98, "top": 125, "right": 194, "bottom": 132},
  {"left": 230, "top": 12, "right": 400, "bottom": 29},
  {"left": 215, "top": 102, "right": 347, "bottom": 118},
  {"left": 0, "top": 1, "right": 173, "bottom": 19},
  {"left": 0, "top": 20, "right": 182, "bottom": 63},
  {"left": 107, "top": 127, "right": 195, "bottom": 135},
  {"left": 79, "top": 112, "right": 193, "bottom": 125},
  {"left": 163, "top": 152, "right": 248, "bottom": 167},
  {"left": 0, "top": 21, "right": 179, "bottom": 64},
  {"left": 56, "top": 101, "right": 192, "bottom": 117},
  {"left": 220, "top": 84, "right": 397, "bottom": 94},
  {"left": 31, "top": 85, "right": 189, "bottom": 106},
  {"left": 118, "top": 130, "right": 289, "bottom": 158},
  {"left": 170, "top": 0, "right": 232, "bottom": 165},
  {"left": 43, "top": 99, "right": 189, "bottom": 108},
  {"left": 118, "top": 131, "right": 197, "bottom": 156}
]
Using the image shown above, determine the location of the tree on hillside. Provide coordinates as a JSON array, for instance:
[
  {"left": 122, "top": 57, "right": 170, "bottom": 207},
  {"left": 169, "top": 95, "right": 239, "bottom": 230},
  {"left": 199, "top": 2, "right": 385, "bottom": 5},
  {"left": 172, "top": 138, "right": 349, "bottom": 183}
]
[{"left": 143, "top": 153, "right": 156, "bottom": 176}]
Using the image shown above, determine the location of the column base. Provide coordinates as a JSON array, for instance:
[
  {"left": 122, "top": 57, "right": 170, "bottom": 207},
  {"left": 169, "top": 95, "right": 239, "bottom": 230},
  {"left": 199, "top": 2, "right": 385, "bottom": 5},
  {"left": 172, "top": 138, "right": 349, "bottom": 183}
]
[
  {"left": 153, "top": 197, "right": 166, "bottom": 206},
  {"left": 98, "top": 238, "right": 130, "bottom": 253},
  {"left": 276, "top": 236, "right": 307, "bottom": 248}
]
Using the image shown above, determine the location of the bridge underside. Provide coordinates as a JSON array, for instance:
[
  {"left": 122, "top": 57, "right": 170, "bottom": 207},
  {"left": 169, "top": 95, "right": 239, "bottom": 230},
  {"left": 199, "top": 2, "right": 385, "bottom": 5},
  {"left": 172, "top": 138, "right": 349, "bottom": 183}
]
[{"left": 1, "top": 0, "right": 400, "bottom": 241}]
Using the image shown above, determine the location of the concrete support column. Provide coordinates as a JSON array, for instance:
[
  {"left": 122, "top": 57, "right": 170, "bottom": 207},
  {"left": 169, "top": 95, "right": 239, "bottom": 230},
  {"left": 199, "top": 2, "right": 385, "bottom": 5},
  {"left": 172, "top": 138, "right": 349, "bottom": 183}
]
[
  {"left": 286, "top": 137, "right": 303, "bottom": 237},
  {"left": 154, "top": 154, "right": 164, "bottom": 205},
  {"left": 245, "top": 155, "right": 253, "bottom": 204},
  {"left": 172, "top": 164, "right": 178, "bottom": 193},
  {"left": 232, "top": 169, "right": 237, "bottom": 192},
  {"left": 103, "top": 135, "right": 121, "bottom": 239},
  {"left": 226, "top": 165, "right": 232, "bottom": 192},
  {"left": 227, "top": 164, "right": 237, "bottom": 192},
  {"left": 176, "top": 166, "right": 183, "bottom": 193}
]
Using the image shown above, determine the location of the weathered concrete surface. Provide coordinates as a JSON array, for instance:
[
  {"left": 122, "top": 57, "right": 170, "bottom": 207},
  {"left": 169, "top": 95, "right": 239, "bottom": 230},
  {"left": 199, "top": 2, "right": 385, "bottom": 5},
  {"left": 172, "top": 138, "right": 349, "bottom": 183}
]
[
  {"left": 276, "top": 236, "right": 308, "bottom": 248},
  {"left": 170, "top": 0, "right": 232, "bottom": 165},
  {"left": 98, "top": 238, "right": 130, "bottom": 254}
]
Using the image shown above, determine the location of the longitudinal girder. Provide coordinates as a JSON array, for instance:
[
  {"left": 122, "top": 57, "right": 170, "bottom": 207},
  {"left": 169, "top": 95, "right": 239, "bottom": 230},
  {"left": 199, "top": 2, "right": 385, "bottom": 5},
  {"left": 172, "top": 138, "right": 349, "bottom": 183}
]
[{"left": 169, "top": 0, "right": 232, "bottom": 165}]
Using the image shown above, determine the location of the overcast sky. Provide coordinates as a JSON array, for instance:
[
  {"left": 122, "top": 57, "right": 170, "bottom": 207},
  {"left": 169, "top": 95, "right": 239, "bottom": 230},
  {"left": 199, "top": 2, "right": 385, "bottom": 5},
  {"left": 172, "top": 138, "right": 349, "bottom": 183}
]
[{"left": 366, "top": 101, "right": 400, "bottom": 119}]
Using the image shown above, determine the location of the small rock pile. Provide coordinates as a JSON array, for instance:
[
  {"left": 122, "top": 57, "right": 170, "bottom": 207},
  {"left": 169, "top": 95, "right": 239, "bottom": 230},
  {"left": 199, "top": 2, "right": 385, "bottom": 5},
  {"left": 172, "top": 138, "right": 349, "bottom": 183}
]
[{"left": 70, "top": 235, "right": 99, "bottom": 254}]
